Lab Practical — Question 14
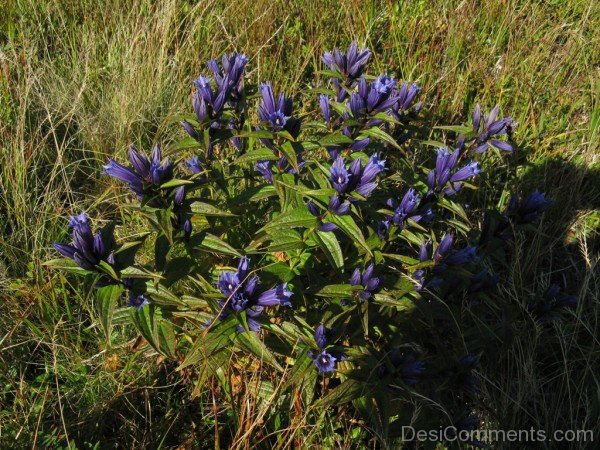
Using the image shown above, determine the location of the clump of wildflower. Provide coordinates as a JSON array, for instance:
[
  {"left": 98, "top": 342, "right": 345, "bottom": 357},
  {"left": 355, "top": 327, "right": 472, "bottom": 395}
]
[
  {"left": 104, "top": 145, "right": 173, "bottom": 199},
  {"left": 309, "top": 324, "right": 344, "bottom": 373},
  {"left": 378, "top": 187, "right": 433, "bottom": 239},
  {"left": 528, "top": 283, "right": 577, "bottom": 323},
  {"left": 472, "top": 104, "right": 515, "bottom": 153},
  {"left": 212, "top": 257, "right": 292, "bottom": 332},
  {"left": 426, "top": 146, "right": 481, "bottom": 196},
  {"left": 53, "top": 213, "right": 117, "bottom": 276},
  {"left": 378, "top": 349, "right": 425, "bottom": 386},
  {"left": 349, "top": 263, "right": 381, "bottom": 300},
  {"left": 329, "top": 154, "right": 386, "bottom": 203},
  {"left": 507, "top": 190, "right": 554, "bottom": 224},
  {"left": 322, "top": 42, "right": 372, "bottom": 101}
]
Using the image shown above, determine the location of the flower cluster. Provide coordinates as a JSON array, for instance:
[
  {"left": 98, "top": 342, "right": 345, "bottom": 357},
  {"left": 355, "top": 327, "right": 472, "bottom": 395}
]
[
  {"left": 322, "top": 42, "right": 372, "bottom": 101},
  {"left": 528, "top": 283, "right": 577, "bottom": 323},
  {"left": 54, "top": 213, "right": 116, "bottom": 273},
  {"left": 426, "top": 146, "right": 481, "bottom": 196},
  {"left": 104, "top": 145, "right": 173, "bottom": 200},
  {"left": 330, "top": 154, "right": 386, "bottom": 201},
  {"left": 213, "top": 257, "right": 292, "bottom": 331},
  {"left": 472, "top": 104, "right": 515, "bottom": 153},
  {"left": 181, "top": 53, "right": 249, "bottom": 156},
  {"left": 349, "top": 263, "right": 381, "bottom": 300},
  {"left": 378, "top": 187, "right": 433, "bottom": 239},
  {"left": 309, "top": 324, "right": 344, "bottom": 373}
]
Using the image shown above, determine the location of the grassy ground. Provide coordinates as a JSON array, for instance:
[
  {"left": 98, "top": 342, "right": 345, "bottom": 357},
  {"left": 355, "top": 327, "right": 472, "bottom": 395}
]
[{"left": 0, "top": 0, "right": 598, "bottom": 448}]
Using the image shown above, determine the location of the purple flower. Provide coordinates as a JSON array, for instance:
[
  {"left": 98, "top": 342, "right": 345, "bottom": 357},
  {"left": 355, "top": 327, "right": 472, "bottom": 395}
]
[
  {"left": 322, "top": 42, "right": 371, "bottom": 101},
  {"left": 383, "top": 188, "right": 432, "bottom": 231},
  {"left": 411, "top": 240, "right": 443, "bottom": 290},
  {"left": 444, "top": 246, "right": 479, "bottom": 266},
  {"left": 318, "top": 223, "right": 338, "bottom": 232},
  {"left": 473, "top": 104, "right": 515, "bottom": 153},
  {"left": 528, "top": 283, "right": 577, "bottom": 323},
  {"left": 174, "top": 186, "right": 186, "bottom": 205},
  {"left": 435, "top": 234, "right": 454, "bottom": 261},
  {"left": 377, "top": 220, "right": 390, "bottom": 239},
  {"left": 396, "top": 355, "right": 425, "bottom": 385},
  {"left": 254, "top": 154, "right": 303, "bottom": 183},
  {"left": 391, "top": 82, "right": 421, "bottom": 118},
  {"left": 129, "top": 293, "right": 149, "bottom": 310},
  {"left": 379, "top": 349, "right": 425, "bottom": 386},
  {"left": 258, "top": 82, "right": 301, "bottom": 138},
  {"left": 53, "top": 213, "right": 116, "bottom": 273},
  {"left": 313, "top": 350, "right": 337, "bottom": 373},
  {"left": 309, "top": 324, "right": 343, "bottom": 373},
  {"left": 213, "top": 257, "right": 292, "bottom": 332},
  {"left": 319, "top": 94, "right": 331, "bottom": 124},
  {"left": 307, "top": 200, "right": 320, "bottom": 217},
  {"left": 467, "top": 268, "right": 499, "bottom": 294},
  {"left": 329, "top": 154, "right": 385, "bottom": 199},
  {"left": 104, "top": 145, "right": 173, "bottom": 197},
  {"left": 327, "top": 194, "right": 350, "bottom": 216},
  {"left": 186, "top": 156, "right": 203, "bottom": 174},
  {"left": 347, "top": 74, "right": 401, "bottom": 120},
  {"left": 255, "top": 161, "right": 274, "bottom": 183},
  {"left": 426, "top": 147, "right": 481, "bottom": 195},
  {"left": 183, "top": 219, "right": 192, "bottom": 241},
  {"left": 330, "top": 155, "right": 352, "bottom": 193},
  {"left": 207, "top": 52, "right": 248, "bottom": 103},
  {"left": 507, "top": 190, "right": 554, "bottom": 223},
  {"left": 349, "top": 263, "right": 381, "bottom": 300},
  {"left": 256, "top": 283, "right": 293, "bottom": 307},
  {"left": 181, "top": 120, "right": 199, "bottom": 140}
]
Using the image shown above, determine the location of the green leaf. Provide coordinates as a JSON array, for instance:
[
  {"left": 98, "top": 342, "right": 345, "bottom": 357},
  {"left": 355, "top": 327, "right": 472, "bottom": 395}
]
[
  {"left": 283, "top": 348, "right": 315, "bottom": 389},
  {"left": 159, "top": 179, "right": 194, "bottom": 189},
  {"left": 372, "top": 292, "right": 414, "bottom": 310},
  {"left": 96, "top": 284, "right": 124, "bottom": 344},
  {"left": 319, "top": 133, "right": 355, "bottom": 146},
  {"left": 97, "top": 260, "right": 120, "bottom": 281},
  {"left": 419, "top": 139, "right": 447, "bottom": 148},
  {"left": 145, "top": 283, "right": 185, "bottom": 307},
  {"left": 155, "top": 209, "right": 174, "bottom": 244},
  {"left": 235, "top": 147, "right": 279, "bottom": 164},
  {"left": 358, "top": 127, "right": 401, "bottom": 149},
  {"left": 236, "top": 129, "right": 273, "bottom": 139},
  {"left": 267, "top": 229, "right": 305, "bottom": 251},
  {"left": 195, "top": 233, "right": 241, "bottom": 257},
  {"left": 166, "top": 136, "right": 200, "bottom": 155},
  {"left": 313, "top": 230, "right": 344, "bottom": 270},
  {"left": 157, "top": 321, "right": 177, "bottom": 358},
  {"left": 261, "top": 208, "right": 318, "bottom": 232},
  {"left": 43, "top": 258, "right": 93, "bottom": 276},
  {"left": 314, "top": 379, "right": 367, "bottom": 408},
  {"left": 177, "top": 316, "right": 238, "bottom": 370},
  {"left": 381, "top": 253, "right": 419, "bottom": 265},
  {"left": 190, "top": 201, "right": 236, "bottom": 217},
  {"left": 434, "top": 124, "right": 472, "bottom": 134},
  {"left": 328, "top": 214, "right": 372, "bottom": 256},
  {"left": 316, "top": 284, "right": 361, "bottom": 297},
  {"left": 234, "top": 331, "right": 284, "bottom": 372},
  {"left": 120, "top": 266, "right": 162, "bottom": 280},
  {"left": 154, "top": 233, "right": 169, "bottom": 271},
  {"left": 279, "top": 141, "right": 299, "bottom": 173},
  {"left": 231, "top": 184, "right": 277, "bottom": 204}
]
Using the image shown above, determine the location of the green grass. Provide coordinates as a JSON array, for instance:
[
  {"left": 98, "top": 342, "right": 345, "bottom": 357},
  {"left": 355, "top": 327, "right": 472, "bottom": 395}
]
[{"left": 0, "top": 0, "right": 598, "bottom": 448}]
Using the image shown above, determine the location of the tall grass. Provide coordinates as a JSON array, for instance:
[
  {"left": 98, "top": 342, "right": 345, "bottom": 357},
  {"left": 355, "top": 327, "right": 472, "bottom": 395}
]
[{"left": 0, "top": 0, "right": 598, "bottom": 447}]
